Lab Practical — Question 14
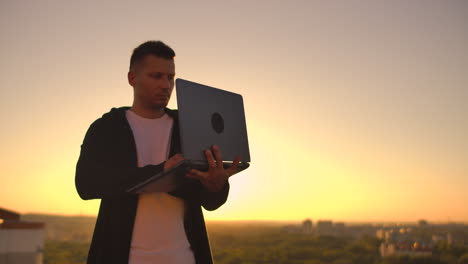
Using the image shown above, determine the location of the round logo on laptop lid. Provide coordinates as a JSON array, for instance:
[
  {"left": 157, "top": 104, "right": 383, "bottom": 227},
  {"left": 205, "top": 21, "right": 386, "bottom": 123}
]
[{"left": 211, "top": 112, "right": 224, "bottom": 134}]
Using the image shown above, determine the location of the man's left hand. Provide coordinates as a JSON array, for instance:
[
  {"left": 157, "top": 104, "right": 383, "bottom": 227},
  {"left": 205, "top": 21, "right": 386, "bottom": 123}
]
[{"left": 186, "top": 145, "right": 240, "bottom": 192}]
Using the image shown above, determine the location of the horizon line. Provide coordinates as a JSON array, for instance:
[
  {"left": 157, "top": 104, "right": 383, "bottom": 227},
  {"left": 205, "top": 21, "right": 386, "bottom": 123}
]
[{"left": 17, "top": 211, "right": 468, "bottom": 225}]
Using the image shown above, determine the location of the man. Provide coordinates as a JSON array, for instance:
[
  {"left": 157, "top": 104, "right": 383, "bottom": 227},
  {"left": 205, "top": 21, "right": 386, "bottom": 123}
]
[{"left": 75, "top": 40, "right": 239, "bottom": 264}]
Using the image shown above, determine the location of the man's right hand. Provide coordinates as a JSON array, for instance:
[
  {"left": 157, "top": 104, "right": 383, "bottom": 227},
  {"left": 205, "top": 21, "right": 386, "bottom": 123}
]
[{"left": 164, "top": 153, "right": 184, "bottom": 171}]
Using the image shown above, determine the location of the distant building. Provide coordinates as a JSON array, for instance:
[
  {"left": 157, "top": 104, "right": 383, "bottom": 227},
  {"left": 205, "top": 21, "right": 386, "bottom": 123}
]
[
  {"left": 418, "top": 219, "right": 429, "bottom": 227},
  {"left": 376, "top": 229, "right": 385, "bottom": 240},
  {"left": 0, "top": 208, "right": 45, "bottom": 264},
  {"left": 447, "top": 232, "right": 465, "bottom": 246},
  {"left": 316, "top": 220, "right": 333, "bottom": 229},
  {"left": 380, "top": 242, "right": 432, "bottom": 257},
  {"left": 432, "top": 234, "right": 445, "bottom": 243},
  {"left": 376, "top": 228, "right": 407, "bottom": 243},
  {"left": 334, "top": 222, "right": 346, "bottom": 234},
  {"left": 316, "top": 220, "right": 333, "bottom": 236},
  {"left": 302, "top": 219, "right": 313, "bottom": 234}
]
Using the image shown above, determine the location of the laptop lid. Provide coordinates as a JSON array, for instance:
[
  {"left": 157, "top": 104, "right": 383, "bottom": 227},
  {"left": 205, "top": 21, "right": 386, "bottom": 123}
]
[{"left": 176, "top": 78, "right": 251, "bottom": 163}]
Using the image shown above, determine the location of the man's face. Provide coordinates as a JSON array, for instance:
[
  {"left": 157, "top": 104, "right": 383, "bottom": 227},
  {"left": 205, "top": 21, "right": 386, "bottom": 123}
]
[{"left": 128, "top": 55, "right": 175, "bottom": 111}]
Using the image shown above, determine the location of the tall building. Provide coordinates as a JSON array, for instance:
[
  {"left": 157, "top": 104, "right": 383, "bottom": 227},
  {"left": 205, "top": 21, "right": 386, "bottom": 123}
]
[
  {"left": 316, "top": 220, "right": 333, "bottom": 236},
  {"left": 302, "top": 218, "right": 313, "bottom": 234},
  {"left": 0, "top": 208, "right": 45, "bottom": 264}
]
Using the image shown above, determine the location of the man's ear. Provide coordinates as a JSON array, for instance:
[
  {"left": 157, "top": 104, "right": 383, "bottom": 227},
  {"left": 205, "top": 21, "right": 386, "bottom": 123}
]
[{"left": 128, "top": 71, "right": 135, "bottom": 86}]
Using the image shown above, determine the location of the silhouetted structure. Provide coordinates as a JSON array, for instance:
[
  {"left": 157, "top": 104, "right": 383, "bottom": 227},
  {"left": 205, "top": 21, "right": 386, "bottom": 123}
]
[
  {"left": 0, "top": 208, "right": 45, "bottom": 264},
  {"left": 302, "top": 219, "right": 313, "bottom": 234},
  {"left": 316, "top": 220, "right": 334, "bottom": 236}
]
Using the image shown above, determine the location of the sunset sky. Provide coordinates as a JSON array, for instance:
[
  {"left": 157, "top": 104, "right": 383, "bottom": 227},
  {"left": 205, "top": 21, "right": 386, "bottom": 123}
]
[{"left": 1, "top": 0, "right": 467, "bottom": 223}]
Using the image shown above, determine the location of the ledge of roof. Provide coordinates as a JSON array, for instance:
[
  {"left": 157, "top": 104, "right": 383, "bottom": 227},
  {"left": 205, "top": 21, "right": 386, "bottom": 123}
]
[
  {"left": 0, "top": 208, "right": 21, "bottom": 221},
  {"left": 0, "top": 221, "right": 45, "bottom": 230}
]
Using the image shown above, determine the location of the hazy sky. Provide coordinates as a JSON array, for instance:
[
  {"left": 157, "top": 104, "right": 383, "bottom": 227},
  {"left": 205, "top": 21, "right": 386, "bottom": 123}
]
[{"left": 1, "top": 0, "right": 467, "bottom": 222}]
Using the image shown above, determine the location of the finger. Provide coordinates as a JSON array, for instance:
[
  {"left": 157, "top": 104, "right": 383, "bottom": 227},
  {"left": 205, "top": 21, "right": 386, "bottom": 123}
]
[
  {"left": 164, "top": 154, "right": 185, "bottom": 170},
  {"left": 171, "top": 153, "right": 184, "bottom": 162},
  {"left": 212, "top": 145, "right": 223, "bottom": 168},
  {"left": 205, "top": 149, "right": 217, "bottom": 168},
  {"left": 226, "top": 164, "right": 239, "bottom": 177},
  {"left": 226, "top": 156, "right": 241, "bottom": 177},
  {"left": 171, "top": 154, "right": 185, "bottom": 166},
  {"left": 186, "top": 169, "right": 208, "bottom": 180}
]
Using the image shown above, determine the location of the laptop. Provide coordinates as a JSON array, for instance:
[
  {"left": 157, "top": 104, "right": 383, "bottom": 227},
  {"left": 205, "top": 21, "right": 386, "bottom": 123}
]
[{"left": 126, "top": 78, "right": 250, "bottom": 193}]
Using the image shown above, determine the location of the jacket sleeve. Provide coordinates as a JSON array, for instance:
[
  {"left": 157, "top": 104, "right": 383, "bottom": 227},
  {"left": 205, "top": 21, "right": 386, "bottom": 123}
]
[
  {"left": 75, "top": 118, "right": 164, "bottom": 200},
  {"left": 200, "top": 182, "right": 230, "bottom": 211}
]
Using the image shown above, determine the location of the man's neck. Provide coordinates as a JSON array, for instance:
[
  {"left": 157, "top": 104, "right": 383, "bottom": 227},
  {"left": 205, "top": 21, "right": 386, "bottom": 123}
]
[{"left": 129, "top": 106, "right": 165, "bottom": 119}]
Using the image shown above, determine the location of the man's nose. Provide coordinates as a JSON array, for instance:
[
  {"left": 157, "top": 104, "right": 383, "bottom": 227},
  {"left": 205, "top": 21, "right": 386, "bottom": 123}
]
[{"left": 160, "top": 77, "right": 172, "bottom": 89}]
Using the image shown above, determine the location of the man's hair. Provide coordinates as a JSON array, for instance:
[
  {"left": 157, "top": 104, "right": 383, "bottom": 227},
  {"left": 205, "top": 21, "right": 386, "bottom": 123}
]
[{"left": 129, "top": 40, "right": 175, "bottom": 71}]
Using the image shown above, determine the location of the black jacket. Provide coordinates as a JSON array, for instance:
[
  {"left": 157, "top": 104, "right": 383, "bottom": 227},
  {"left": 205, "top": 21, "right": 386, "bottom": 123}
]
[{"left": 75, "top": 107, "right": 229, "bottom": 264}]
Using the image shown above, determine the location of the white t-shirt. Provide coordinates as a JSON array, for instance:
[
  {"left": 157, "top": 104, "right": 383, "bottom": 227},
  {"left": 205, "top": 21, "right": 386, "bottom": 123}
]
[{"left": 126, "top": 110, "right": 195, "bottom": 264}]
